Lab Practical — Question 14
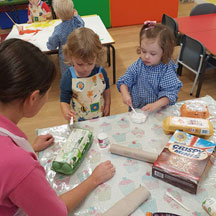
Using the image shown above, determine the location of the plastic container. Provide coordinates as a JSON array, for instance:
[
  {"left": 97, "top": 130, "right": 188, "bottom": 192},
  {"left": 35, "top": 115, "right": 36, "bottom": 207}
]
[
  {"left": 130, "top": 109, "right": 148, "bottom": 124},
  {"left": 51, "top": 128, "right": 93, "bottom": 175},
  {"left": 180, "top": 102, "right": 210, "bottom": 119},
  {"left": 97, "top": 132, "right": 110, "bottom": 148},
  {"left": 163, "top": 116, "right": 213, "bottom": 138}
]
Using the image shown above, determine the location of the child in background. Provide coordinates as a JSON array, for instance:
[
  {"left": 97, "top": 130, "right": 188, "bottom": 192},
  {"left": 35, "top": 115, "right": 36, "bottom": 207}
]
[
  {"left": 47, "top": 0, "right": 84, "bottom": 75},
  {"left": 60, "top": 27, "right": 111, "bottom": 122},
  {"left": 27, "top": 0, "right": 51, "bottom": 23},
  {"left": 117, "top": 21, "right": 182, "bottom": 112},
  {"left": 0, "top": 39, "right": 115, "bottom": 215}
]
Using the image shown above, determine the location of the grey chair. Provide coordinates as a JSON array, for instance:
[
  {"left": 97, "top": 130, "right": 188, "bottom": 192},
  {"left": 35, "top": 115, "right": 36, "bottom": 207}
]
[
  {"left": 161, "top": 14, "right": 182, "bottom": 45},
  {"left": 196, "top": 55, "right": 216, "bottom": 97},
  {"left": 190, "top": 3, "right": 216, "bottom": 16},
  {"left": 177, "top": 34, "right": 216, "bottom": 97}
]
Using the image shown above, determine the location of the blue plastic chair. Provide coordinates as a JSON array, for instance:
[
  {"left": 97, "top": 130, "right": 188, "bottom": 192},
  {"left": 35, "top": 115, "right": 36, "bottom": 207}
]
[
  {"left": 190, "top": 3, "right": 216, "bottom": 16},
  {"left": 177, "top": 34, "right": 216, "bottom": 97},
  {"left": 161, "top": 13, "right": 182, "bottom": 45}
]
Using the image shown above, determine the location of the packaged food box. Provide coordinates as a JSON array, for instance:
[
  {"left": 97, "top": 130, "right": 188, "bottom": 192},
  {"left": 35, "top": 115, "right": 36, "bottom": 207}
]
[
  {"left": 180, "top": 102, "right": 210, "bottom": 119},
  {"left": 163, "top": 116, "right": 213, "bottom": 138},
  {"left": 152, "top": 130, "right": 216, "bottom": 194},
  {"left": 52, "top": 128, "right": 93, "bottom": 175}
]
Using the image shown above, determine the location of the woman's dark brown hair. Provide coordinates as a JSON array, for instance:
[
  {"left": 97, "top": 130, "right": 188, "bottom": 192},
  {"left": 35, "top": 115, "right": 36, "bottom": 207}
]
[
  {"left": 0, "top": 39, "right": 56, "bottom": 103},
  {"left": 137, "top": 23, "right": 175, "bottom": 64}
]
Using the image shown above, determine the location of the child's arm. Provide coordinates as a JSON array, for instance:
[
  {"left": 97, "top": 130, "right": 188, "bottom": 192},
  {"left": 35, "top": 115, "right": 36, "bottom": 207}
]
[
  {"left": 141, "top": 97, "right": 170, "bottom": 112},
  {"left": 47, "top": 29, "right": 59, "bottom": 50},
  {"left": 60, "top": 102, "right": 75, "bottom": 121},
  {"left": 27, "top": 6, "right": 33, "bottom": 23},
  {"left": 157, "top": 60, "right": 183, "bottom": 106},
  {"left": 59, "top": 160, "right": 115, "bottom": 212},
  {"left": 117, "top": 60, "right": 138, "bottom": 107},
  {"left": 27, "top": 16, "right": 33, "bottom": 24},
  {"left": 103, "top": 88, "right": 111, "bottom": 116},
  {"left": 72, "top": 11, "right": 85, "bottom": 28},
  {"left": 120, "top": 84, "right": 132, "bottom": 106},
  {"left": 60, "top": 70, "right": 74, "bottom": 121}
]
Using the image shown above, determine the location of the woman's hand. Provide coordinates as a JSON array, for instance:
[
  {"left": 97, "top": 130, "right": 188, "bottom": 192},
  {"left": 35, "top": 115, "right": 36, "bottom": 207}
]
[
  {"left": 90, "top": 160, "right": 115, "bottom": 186},
  {"left": 33, "top": 134, "right": 54, "bottom": 152}
]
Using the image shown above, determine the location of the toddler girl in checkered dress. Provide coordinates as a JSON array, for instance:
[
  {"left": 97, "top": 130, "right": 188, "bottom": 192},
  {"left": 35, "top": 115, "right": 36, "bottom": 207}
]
[{"left": 117, "top": 21, "right": 182, "bottom": 112}]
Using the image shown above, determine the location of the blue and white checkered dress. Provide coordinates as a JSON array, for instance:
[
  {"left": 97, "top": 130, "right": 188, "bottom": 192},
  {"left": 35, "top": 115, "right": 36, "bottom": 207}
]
[
  {"left": 117, "top": 58, "right": 182, "bottom": 109},
  {"left": 47, "top": 16, "right": 84, "bottom": 74}
]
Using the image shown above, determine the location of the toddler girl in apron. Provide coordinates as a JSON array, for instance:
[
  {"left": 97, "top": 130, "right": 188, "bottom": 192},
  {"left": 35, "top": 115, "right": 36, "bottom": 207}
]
[{"left": 60, "top": 27, "right": 111, "bottom": 122}]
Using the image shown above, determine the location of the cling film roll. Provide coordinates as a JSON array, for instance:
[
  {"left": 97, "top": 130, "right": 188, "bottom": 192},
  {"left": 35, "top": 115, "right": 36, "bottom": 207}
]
[{"left": 52, "top": 128, "right": 93, "bottom": 175}]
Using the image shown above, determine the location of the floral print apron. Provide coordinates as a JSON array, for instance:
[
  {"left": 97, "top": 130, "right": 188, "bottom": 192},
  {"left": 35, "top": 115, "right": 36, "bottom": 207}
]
[{"left": 70, "top": 66, "right": 106, "bottom": 121}]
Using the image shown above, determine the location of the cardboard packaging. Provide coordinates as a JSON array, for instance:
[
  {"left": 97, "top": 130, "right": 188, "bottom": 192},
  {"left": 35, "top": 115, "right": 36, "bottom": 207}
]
[{"left": 152, "top": 130, "right": 216, "bottom": 194}]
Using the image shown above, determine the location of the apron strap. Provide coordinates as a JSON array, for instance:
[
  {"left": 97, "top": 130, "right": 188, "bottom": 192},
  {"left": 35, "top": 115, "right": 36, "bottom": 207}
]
[
  {"left": 0, "top": 127, "right": 35, "bottom": 153},
  {"left": 70, "top": 66, "right": 103, "bottom": 78},
  {"left": 70, "top": 66, "right": 77, "bottom": 78}
]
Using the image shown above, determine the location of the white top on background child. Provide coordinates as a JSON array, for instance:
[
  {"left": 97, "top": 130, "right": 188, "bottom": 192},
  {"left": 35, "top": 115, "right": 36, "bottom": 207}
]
[
  {"left": 117, "top": 21, "right": 182, "bottom": 112},
  {"left": 47, "top": 0, "right": 84, "bottom": 75},
  {"left": 28, "top": 0, "right": 51, "bottom": 23},
  {"left": 60, "top": 27, "right": 111, "bottom": 122}
]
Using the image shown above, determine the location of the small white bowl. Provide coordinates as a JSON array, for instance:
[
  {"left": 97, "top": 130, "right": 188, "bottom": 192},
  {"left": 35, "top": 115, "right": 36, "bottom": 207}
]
[{"left": 130, "top": 109, "right": 148, "bottom": 124}]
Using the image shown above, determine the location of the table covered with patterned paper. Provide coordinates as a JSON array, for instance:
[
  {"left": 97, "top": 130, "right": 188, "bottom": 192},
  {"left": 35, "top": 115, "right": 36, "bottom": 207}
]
[{"left": 38, "top": 95, "right": 216, "bottom": 216}]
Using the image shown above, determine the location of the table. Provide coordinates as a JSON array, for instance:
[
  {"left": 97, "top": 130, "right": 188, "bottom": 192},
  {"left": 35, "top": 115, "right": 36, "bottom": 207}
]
[
  {"left": 38, "top": 95, "right": 216, "bottom": 216},
  {"left": 6, "top": 15, "right": 116, "bottom": 83},
  {"left": 175, "top": 13, "right": 216, "bottom": 55}
]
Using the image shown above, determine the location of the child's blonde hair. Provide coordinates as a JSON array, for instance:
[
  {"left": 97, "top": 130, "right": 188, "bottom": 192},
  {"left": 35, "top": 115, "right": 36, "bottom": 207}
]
[
  {"left": 137, "top": 23, "right": 175, "bottom": 64},
  {"left": 52, "top": 0, "right": 74, "bottom": 21},
  {"left": 63, "top": 27, "right": 105, "bottom": 65}
]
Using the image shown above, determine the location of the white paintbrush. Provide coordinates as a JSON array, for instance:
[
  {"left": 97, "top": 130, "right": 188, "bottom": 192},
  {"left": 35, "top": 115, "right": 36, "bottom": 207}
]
[
  {"left": 166, "top": 192, "right": 190, "bottom": 211},
  {"left": 5, "top": 12, "right": 23, "bottom": 33},
  {"left": 130, "top": 105, "right": 137, "bottom": 114},
  {"left": 5, "top": 12, "right": 17, "bottom": 25}
]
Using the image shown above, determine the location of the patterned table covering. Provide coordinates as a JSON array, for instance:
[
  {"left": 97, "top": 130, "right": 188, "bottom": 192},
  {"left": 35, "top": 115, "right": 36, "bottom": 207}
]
[{"left": 38, "top": 95, "right": 216, "bottom": 216}]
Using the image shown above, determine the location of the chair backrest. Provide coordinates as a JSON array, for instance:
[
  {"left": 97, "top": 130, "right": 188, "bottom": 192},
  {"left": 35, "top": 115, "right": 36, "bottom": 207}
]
[
  {"left": 178, "top": 35, "right": 206, "bottom": 71},
  {"left": 161, "top": 14, "right": 179, "bottom": 39},
  {"left": 190, "top": 3, "right": 216, "bottom": 16}
]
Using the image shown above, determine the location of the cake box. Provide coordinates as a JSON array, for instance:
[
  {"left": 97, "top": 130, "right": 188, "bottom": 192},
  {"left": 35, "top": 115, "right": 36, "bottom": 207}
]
[{"left": 152, "top": 130, "right": 216, "bottom": 194}]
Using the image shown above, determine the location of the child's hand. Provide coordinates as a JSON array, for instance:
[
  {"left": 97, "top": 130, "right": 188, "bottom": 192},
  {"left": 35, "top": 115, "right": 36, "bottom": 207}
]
[
  {"left": 122, "top": 93, "right": 132, "bottom": 106},
  {"left": 103, "top": 104, "right": 110, "bottom": 116},
  {"left": 73, "top": 9, "right": 78, "bottom": 16},
  {"left": 141, "top": 103, "right": 158, "bottom": 112},
  {"left": 27, "top": 18, "right": 32, "bottom": 24},
  {"left": 42, "top": 12, "right": 52, "bottom": 19},
  {"left": 90, "top": 160, "right": 115, "bottom": 186},
  {"left": 64, "top": 109, "right": 76, "bottom": 121},
  {"left": 142, "top": 97, "right": 170, "bottom": 112},
  {"left": 33, "top": 134, "right": 54, "bottom": 152}
]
